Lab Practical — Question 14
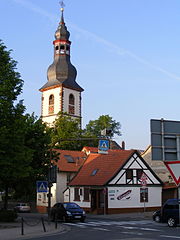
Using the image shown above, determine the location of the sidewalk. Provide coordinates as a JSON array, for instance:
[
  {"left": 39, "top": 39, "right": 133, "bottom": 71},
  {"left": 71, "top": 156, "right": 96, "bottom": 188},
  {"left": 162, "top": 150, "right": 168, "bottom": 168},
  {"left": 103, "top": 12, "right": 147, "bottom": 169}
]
[
  {"left": 0, "top": 211, "right": 154, "bottom": 240},
  {"left": 0, "top": 216, "right": 69, "bottom": 240}
]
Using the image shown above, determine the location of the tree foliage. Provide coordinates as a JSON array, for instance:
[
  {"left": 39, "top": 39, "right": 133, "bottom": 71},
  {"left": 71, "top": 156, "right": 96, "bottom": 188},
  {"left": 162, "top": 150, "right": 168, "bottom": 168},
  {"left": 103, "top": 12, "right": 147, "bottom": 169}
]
[
  {"left": 51, "top": 113, "right": 121, "bottom": 150},
  {"left": 84, "top": 115, "right": 121, "bottom": 138},
  {"left": 0, "top": 41, "right": 58, "bottom": 204},
  {"left": 13, "top": 114, "right": 52, "bottom": 200},
  {"left": 0, "top": 41, "right": 32, "bottom": 207},
  {"left": 51, "top": 112, "right": 84, "bottom": 150}
]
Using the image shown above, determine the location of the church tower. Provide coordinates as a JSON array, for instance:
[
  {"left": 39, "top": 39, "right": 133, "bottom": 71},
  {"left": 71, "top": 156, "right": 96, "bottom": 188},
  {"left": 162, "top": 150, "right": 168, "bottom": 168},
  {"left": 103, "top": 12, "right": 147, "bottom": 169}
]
[{"left": 39, "top": 4, "right": 84, "bottom": 126}]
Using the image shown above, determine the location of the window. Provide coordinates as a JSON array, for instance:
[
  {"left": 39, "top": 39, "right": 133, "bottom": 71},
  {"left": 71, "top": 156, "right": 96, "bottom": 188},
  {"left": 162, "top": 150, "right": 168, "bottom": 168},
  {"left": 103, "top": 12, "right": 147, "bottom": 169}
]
[
  {"left": 55, "top": 46, "right": 59, "bottom": 50},
  {"left": 84, "top": 188, "right": 90, "bottom": 201},
  {"left": 137, "top": 169, "right": 143, "bottom": 180},
  {"left": 66, "top": 45, "right": 70, "bottom": 51},
  {"left": 126, "top": 169, "right": 133, "bottom": 180},
  {"left": 69, "top": 105, "right": 75, "bottom": 114},
  {"left": 69, "top": 94, "right": 75, "bottom": 105},
  {"left": 68, "top": 94, "right": 75, "bottom": 115},
  {"left": 48, "top": 95, "right": 54, "bottom": 114},
  {"left": 67, "top": 173, "right": 71, "bottom": 183},
  {"left": 74, "top": 188, "right": 80, "bottom": 201},
  {"left": 91, "top": 169, "right": 99, "bottom": 176},
  {"left": 140, "top": 188, "right": 148, "bottom": 202},
  {"left": 60, "top": 45, "right": 65, "bottom": 50},
  {"left": 64, "top": 155, "right": 75, "bottom": 163}
]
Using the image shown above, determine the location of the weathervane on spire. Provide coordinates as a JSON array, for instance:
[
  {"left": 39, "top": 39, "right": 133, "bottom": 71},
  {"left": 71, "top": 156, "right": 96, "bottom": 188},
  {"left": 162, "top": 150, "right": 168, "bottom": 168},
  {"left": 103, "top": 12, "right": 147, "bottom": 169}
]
[{"left": 59, "top": 1, "right": 65, "bottom": 12}]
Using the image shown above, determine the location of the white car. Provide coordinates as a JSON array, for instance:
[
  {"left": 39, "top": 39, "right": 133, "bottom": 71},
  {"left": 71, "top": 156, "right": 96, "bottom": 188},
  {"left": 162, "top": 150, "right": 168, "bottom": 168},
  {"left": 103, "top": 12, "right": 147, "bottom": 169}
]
[{"left": 14, "top": 203, "right": 31, "bottom": 213}]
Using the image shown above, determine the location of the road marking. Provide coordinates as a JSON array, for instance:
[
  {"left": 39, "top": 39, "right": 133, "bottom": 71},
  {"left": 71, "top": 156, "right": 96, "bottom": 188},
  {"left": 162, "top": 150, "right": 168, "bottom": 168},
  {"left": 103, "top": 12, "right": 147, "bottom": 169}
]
[
  {"left": 121, "top": 232, "right": 143, "bottom": 235},
  {"left": 64, "top": 219, "right": 158, "bottom": 232},
  {"left": 64, "top": 223, "right": 86, "bottom": 228},
  {"left": 121, "top": 226, "right": 138, "bottom": 230},
  {"left": 88, "top": 221, "right": 112, "bottom": 225},
  {"left": 161, "top": 236, "right": 180, "bottom": 239},
  {"left": 92, "top": 227, "right": 110, "bottom": 231},
  {"left": 139, "top": 227, "right": 161, "bottom": 232}
]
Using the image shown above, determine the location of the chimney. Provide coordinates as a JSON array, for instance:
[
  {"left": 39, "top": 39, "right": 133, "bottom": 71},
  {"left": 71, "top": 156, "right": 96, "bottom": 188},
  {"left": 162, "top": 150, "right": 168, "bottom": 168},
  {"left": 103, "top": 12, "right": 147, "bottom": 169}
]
[{"left": 122, "top": 141, "right": 125, "bottom": 150}]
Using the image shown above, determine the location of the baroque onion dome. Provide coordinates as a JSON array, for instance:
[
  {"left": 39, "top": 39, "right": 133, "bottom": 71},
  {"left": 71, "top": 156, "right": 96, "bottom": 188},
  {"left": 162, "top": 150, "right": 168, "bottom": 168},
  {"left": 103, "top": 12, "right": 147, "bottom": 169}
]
[{"left": 40, "top": 6, "right": 83, "bottom": 92}]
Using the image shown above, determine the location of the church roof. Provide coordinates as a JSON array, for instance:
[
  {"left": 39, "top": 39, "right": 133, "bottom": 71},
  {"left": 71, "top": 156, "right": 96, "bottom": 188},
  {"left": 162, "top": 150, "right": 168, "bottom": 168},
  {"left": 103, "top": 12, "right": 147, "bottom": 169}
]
[{"left": 40, "top": 5, "right": 83, "bottom": 92}]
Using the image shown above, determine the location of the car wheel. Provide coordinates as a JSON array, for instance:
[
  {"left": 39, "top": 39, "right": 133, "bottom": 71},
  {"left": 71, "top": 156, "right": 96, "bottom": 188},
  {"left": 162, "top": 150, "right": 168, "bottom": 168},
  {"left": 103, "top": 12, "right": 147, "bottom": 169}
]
[
  {"left": 154, "top": 215, "right": 161, "bottom": 223},
  {"left": 167, "top": 217, "right": 177, "bottom": 227}
]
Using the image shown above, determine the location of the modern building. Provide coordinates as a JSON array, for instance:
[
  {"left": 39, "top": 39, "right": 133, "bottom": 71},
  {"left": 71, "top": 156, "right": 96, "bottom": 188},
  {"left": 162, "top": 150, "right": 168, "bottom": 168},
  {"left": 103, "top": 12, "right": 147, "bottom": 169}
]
[
  {"left": 142, "top": 145, "right": 177, "bottom": 203},
  {"left": 39, "top": 5, "right": 83, "bottom": 126}
]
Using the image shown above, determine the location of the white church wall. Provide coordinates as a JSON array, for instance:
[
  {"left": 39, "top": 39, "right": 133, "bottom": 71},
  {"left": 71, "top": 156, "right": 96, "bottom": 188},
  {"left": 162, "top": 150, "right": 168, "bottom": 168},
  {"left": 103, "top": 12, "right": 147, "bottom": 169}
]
[
  {"left": 41, "top": 87, "right": 62, "bottom": 124},
  {"left": 63, "top": 88, "right": 80, "bottom": 117}
]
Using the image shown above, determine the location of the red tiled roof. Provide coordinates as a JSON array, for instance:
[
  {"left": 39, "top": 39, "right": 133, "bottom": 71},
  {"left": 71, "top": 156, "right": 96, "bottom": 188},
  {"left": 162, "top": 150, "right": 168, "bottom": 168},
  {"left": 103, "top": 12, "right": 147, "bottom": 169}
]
[
  {"left": 69, "top": 149, "right": 135, "bottom": 186},
  {"left": 54, "top": 149, "right": 86, "bottom": 172},
  {"left": 82, "top": 146, "right": 98, "bottom": 154}
]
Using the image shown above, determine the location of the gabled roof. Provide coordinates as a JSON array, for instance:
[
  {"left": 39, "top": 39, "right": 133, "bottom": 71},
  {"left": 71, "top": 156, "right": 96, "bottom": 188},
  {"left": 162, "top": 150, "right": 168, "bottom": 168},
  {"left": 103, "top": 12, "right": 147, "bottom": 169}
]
[
  {"left": 54, "top": 149, "right": 86, "bottom": 172},
  {"left": 82, "top": 146, "right": 98, "bottom": 155},
  {"left": 69, "top": 150, "right": 135, "bottom": 186}
]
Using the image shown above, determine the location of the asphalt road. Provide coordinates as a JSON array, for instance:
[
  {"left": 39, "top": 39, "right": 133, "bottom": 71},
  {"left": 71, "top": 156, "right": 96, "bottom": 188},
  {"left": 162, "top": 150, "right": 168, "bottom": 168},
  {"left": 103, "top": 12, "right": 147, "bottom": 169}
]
[{"left": 22, "top": 218, "right": 180, "bottom": 240}]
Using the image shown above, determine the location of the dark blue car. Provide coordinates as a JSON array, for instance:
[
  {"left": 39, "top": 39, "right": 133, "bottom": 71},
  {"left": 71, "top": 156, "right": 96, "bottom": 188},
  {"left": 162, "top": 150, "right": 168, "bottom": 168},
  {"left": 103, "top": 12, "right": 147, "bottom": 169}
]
[
  {"left": 153, "top": 199, "right": 180, "bottom": 227},
  {"left": 50, "top": 202, "right": 86, "bottom": 222}
]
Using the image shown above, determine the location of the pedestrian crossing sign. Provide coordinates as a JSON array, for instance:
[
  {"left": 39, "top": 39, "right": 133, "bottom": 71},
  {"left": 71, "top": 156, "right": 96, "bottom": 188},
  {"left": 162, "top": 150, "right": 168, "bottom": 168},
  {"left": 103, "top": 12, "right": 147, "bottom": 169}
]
[
  {"left": 36, "top": 181, "right": 48, "bottom": 193},
  {"left": 98, "top": 139, "right": 109, "bottom": 154}
]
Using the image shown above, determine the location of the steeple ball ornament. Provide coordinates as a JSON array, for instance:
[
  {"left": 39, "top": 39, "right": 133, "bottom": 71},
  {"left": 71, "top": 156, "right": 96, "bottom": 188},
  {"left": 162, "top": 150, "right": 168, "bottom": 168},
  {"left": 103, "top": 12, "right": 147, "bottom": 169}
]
[{"left": 55, "top": 2, "right": 70, "bottom": 41}]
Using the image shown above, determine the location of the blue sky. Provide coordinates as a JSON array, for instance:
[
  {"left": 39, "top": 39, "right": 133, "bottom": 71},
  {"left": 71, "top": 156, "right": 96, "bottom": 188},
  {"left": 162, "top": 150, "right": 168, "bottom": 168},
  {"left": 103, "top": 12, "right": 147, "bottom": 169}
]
[{"left": 1, "top": 0, "right": 180, "bottom": 150}]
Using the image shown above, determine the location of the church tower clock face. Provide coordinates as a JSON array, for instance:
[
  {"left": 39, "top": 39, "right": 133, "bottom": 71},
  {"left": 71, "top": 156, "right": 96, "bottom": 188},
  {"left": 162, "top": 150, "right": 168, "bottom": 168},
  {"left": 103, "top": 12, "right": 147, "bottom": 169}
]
[{"left": 39, "top": 3, "right": 84, "bottom": 126}]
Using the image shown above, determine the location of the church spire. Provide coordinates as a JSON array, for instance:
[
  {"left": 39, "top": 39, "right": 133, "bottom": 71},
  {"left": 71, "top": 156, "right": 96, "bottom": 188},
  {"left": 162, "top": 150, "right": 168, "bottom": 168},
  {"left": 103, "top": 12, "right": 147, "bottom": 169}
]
[
  {"left": 40, "top": 1, "right": 83, "bottom": 92},
  {"left": 55, "top": 1, "right": 70, "bottom": 41},
  {"left": 39, "top": 2, "right": 84, "bottom": 126},
  {"left": 60, "top": 1, "right": 65, "bottom": 24}
]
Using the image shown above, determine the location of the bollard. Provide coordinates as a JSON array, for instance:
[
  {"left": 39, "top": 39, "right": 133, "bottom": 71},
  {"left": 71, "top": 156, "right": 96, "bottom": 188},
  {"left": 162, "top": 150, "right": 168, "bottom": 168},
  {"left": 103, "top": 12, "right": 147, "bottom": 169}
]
[
  {"left": 21, "top": 217, "right": 24, "bottom": 235},
  {"left": 41, "top": 217, "right": 46, "bottom": 232}
]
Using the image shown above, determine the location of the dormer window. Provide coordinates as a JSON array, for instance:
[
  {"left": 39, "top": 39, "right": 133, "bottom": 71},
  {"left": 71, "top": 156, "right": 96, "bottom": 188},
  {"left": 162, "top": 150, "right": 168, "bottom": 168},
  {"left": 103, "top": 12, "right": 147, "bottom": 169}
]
[
  {"left": 69, "top": 94, "right": 75, "bottom": 115},
  {"left": 49, "top": 94, "right": 54, "bottom": 114},
  {"left": 64, "top": 155, "right": 75, "bottom": 163}
]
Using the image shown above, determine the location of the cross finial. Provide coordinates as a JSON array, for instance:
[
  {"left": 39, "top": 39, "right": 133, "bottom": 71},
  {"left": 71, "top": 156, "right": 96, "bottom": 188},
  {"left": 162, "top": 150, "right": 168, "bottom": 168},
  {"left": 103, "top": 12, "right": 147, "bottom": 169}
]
[{"left": 59, "top": 1, "right": 65, "bottom": 11}]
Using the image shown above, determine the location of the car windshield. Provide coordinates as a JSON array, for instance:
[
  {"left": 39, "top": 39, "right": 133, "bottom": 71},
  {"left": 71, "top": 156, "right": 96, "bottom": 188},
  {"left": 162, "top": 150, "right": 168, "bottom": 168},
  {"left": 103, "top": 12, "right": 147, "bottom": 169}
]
[{"left": 63, "top": 203, "right": 80, "bottom": 209}]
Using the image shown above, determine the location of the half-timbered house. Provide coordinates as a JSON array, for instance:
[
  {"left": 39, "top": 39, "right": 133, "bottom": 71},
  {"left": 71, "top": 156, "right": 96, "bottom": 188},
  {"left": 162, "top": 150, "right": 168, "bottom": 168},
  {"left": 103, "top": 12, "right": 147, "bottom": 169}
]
[{"left": 65, "top": 149, "right": 162, "bottom": 214}]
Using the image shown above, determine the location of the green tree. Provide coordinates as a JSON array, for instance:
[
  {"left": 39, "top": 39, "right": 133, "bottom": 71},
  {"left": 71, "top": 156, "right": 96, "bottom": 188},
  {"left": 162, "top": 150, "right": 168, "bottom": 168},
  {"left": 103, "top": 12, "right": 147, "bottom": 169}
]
[
  {"left": 51, "top": 112, "right": 84, "bottom": 150},
  {"left": 51, "top": 113, "right": 121, "bottom": 150},
  {"left": 13, "top": 114, "right": 52, "bottom": 201},
  {"left": 0, "top": 41, "right": 32, "bottom": 208},
  {"left": 85, "top": 115, "right": 121, "bottom": 138}
]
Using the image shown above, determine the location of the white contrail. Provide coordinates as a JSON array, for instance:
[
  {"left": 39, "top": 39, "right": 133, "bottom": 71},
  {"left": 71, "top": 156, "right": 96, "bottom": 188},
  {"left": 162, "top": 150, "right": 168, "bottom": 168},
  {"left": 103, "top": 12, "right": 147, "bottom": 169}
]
[{"left": 13, "top": 0, "right": 180, "bottom": 81}]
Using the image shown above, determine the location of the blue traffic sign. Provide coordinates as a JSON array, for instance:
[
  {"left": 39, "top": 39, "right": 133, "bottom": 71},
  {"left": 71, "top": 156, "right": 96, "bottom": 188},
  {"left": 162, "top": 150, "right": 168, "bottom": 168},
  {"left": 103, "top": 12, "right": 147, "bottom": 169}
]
[
  {"left": 36, "top": 181, "right": 48, "bottom": 193},
  {"left": 98, "top": 139, "right": 109, "bottom": 152}
]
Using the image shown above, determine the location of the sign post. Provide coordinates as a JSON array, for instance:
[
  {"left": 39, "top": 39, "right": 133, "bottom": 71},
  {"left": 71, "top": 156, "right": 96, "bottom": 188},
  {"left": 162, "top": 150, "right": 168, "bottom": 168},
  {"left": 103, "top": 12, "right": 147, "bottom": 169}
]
[
  {"left": 164, "top": 161, "right": 180, "bottom": 225},
  {"left": 140, "top": 173, "right": 148, "bottom": 214},
  {"left": 151, "top": 119, "right": 180, "bottom": 224}
]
